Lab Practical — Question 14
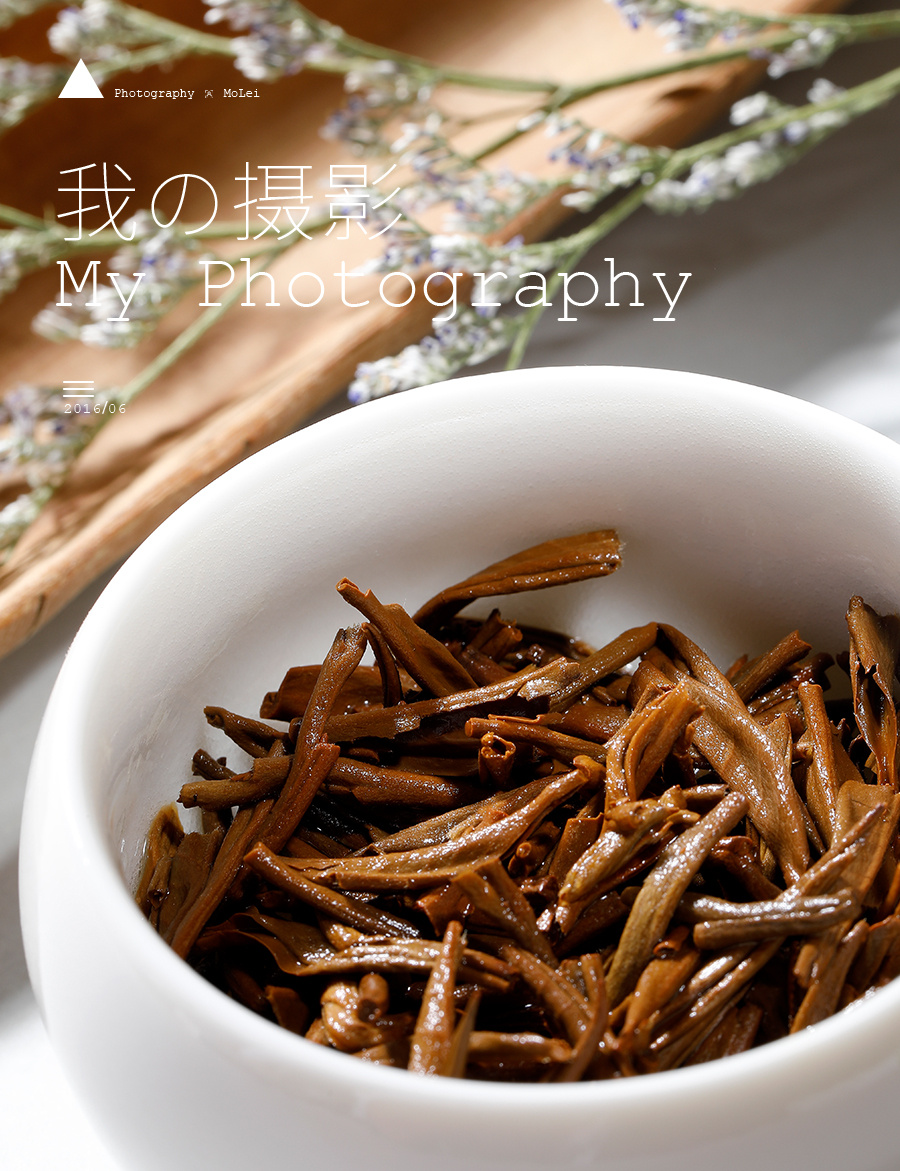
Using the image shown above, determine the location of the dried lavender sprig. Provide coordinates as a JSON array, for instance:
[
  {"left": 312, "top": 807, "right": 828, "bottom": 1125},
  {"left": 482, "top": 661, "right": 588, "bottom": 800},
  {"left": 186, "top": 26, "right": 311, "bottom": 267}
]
[
  {"left": 0, "top": 240, "right": 292, "bottom": 560},
  {"left": 31, "top": 213, "right": 211, "bottom": 349},
  {"left": 0, "top": 57, "right": 69, "bottom": 131},
  {"left": 202, "top": 0, "right": 345, "bottom": 82},
  {"left": 23, "top": 1, "right": 900, "bottom": 143},
  {"left": 350, "top": 63, "right": 900, "bottom": 400},
  {"left": 48, "top": 0, "right": 152, "bottom": 59},
  {"left": 44, "top": 0, "right": 556, "bottom": 93},
  {"left": 47, "top": 0, "right": 232, "bottom": 62},
  {"left": 504, "top": 67, "right": 900, "bottom": 359},
  {"left": 608, "top": 0, "right": 762, "bottom": 51},
  {"left": 0, "top": 383, "right": 125, "bottom": 560},
  {"left": 347, "top": 306, "right": 521, "bottom": 404},
  {"left": 464, "top": 9, "right": 900, "bottom": 167},
  {"left": 352, "top": 177, "right": 567, "bottom": 273},
  {"left": 0, "top": 0, "right": 549, "bottom": 143},
  {"left": 502, "top": 66, "right": 900, "bottom": 355},
  {"left": 503, "top": 67, "right": 900, "bottom": 356},
  {"left": 0, "top": 0, "right": 57, "bottom": 28},
  {"left": 326, "top": 109, "right": 558, "bottom": 236},
  {"left": 541, "top": 114, "right": 663, "bottom": 213},
  {"left": 201, "top": 0, "right": 559, "bottom": 90},
  {"left": 386, "top": 117, "right": 564, "bottom": 234},
  {"left": 0, "top": 487, "right": 52, "bottom": 558},
  {"left": 606, "top": 0, "right": 900, "bottom": 77},
  {"left": 31, "top": 0, "right": 900, "bottom": 83},
  {"left": 21, "top": 205, "right": 333, "bottom": 341},
  {"left": 321, "top": 6, "right": 900, "bottom": 166},
  {"left": 341, "top": 111, "right": 661, "bottom": 270},
  {"left": 0, "top": 205, "right": 276, "bottom": 304},
  {"left": 647, "top": 67, "right": 900, "bottom": 214},
  {"left": 5, "top": 0, "right": 900, "bottom": 557},
  {"left": 206, "top": 0, "right": 900, "bottom": 90},
  {"left": 348, "top": 218, "right": 598, "bottom": 403},
  {"left": 347, "top": 147, "right": 664, "bottom": 401},
  {"left": 0, "top": 383, "right": 118, "bottom": 487}
]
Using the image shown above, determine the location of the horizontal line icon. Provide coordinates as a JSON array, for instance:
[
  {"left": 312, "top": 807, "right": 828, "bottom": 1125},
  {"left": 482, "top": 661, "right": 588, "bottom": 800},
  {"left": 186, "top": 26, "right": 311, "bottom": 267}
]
[{"left": 63, "top": 379, "right": 95, "bottom": 398}]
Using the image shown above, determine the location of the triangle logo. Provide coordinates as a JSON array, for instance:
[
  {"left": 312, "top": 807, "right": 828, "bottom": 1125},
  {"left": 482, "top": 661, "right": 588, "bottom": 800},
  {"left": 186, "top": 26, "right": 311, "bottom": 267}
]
[{"left": 59, "top": 59, "right": 103, "bottom": 99}]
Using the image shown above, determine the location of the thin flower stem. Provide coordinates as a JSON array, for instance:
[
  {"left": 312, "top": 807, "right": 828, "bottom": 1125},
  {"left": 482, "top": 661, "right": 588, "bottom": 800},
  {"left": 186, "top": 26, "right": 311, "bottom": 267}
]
[
  {"left": 0, "top": 240, "right": 306, "bottom": 558},
  {"left": 505, "top": 182, "right": 650, "bottom": 369},
  {"left": 673, "top": 61, "right": 900, "bottom": 173},
  {"left": 89, "top": 40, "right": 197, "bottom": 80},
  {"left": 453, "top": 101, "right": 545, "bottom": 130},
  {"left": 307, "top": 54, "right": 560, "bottom": 93},
  {"left": 0, "top": 204, "right": 45, "bottom": 230},
  {"left": 270, "top": 0, "right": 561, "bottom": 92},
  {"left": 563, "top": 30, "right": 813, "bottom": 101},
  {"left": 750, "top": 8, "right": 900, "bottom": 32},
  {"left": 469, "top": 15, "right": 900, "bottom": 164},
  {"left": 5, "top": 218, "right": 325, "bottom": 247},
  {"left": 0, "top": 222, "right": 247, "bottom": 252},
  {"left": 95, "top": 0, "right": 560, "bottom": 91},
  {"left": 65, "top": 0, "right": 900, "bottom": 103},
  {"left": 15, "top": 0, "right": 900, "bottom": 161},
  {"left": 266, "top": 1, "right": 900, "bottom": 91},
  {"left": 505, "top": 61, "right": 900, "bottom": 369},
  {"left": 0, "top": 216, "right": 332, "bottom": 291},
  {"left": 0, "top": 245, "right": 285, "bottom": 554},
  {"left": 116, "top": 241, "right": 292, "bottom": 404},
  {"left": 100, "top": 0, "right": 236, "bottom": 56}
]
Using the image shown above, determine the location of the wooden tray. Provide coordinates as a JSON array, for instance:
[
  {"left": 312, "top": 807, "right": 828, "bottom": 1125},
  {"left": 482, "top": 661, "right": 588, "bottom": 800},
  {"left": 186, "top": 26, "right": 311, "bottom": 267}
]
[{"left": 0, "top": 0, "right": 839, "bottom": 658}]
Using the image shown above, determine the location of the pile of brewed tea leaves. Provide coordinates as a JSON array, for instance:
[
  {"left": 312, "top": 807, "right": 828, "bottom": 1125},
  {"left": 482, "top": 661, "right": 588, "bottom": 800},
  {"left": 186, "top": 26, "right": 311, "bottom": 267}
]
[{"left": 139, "top": 532, "right": 900, "bottom": 1079}]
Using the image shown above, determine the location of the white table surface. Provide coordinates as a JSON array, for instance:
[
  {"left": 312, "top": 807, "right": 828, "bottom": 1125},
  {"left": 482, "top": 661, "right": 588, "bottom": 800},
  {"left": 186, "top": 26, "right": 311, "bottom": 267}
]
[{"left": 1, "top": 31, "right": 898, "bottom": 1170}]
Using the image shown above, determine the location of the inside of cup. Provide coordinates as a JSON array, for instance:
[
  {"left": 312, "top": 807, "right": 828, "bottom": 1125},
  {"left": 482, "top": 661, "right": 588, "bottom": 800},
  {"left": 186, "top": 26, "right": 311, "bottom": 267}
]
[{"left": 67, "top": 367, "right": 900, "bottom": 888}]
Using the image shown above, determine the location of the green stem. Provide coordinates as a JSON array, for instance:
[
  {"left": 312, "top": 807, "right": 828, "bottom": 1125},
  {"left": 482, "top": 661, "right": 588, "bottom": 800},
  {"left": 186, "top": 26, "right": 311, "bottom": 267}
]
[
  {"left": 505, "top": 182, "right": 650, "bottom": 369},
  {"left": 671, "top": 60, "right": 900, "bottom": 174},
  {"left": 0, "top": 204, "right": 45, "bottom": 230},
  {"left": 504, "top": 58, "right": 900, "bottom": 369},
  {"left": 27, "top": 221, "right": 252, "bottom": 248},
  {"left": 117, "top": 242, "right": 293, "bottom": 404},
  {"left": 271, "top": 1, "right": 900, "bottom": 94},
  {"left": 751, "top": 8, "right": 900, "bottom": 33},
  {"left": 20, "top": 0, "right": 900, "bottom": 167},
  {"left": 102, "top": 0, "right": 235, "bottom": 56},
  {"left": 101, "top": 0, "right": 900, "bottom": 102},
  {"left": 0, "top": 247, "right": 293, "bottom": 562},
  {"left": 470, "top": 15, "right": 900, "bottom": 163},
  {"left": 1, "top": 214, "right": 333, "bottom": 260},
  {"left": 308, "top": 52, "right": 559, "bottom": 94},
  {"left": 279, "top": 0, "right": 561, "bottom": 92},
  {"left": 564, "top": 30, "right": 801, "bottom": 101},
  {"left": 97, "top": 0, "right": 560, "bottom": 91},
  {"left": 89, "top": 40, "right": 196, "bottom": 81}
]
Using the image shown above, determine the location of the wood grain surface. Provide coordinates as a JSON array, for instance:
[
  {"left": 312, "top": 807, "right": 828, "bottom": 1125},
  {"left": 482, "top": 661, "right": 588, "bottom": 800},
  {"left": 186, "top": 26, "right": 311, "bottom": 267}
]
[{"left": 0, "top": 0, "right": 843, "bottom": 657}]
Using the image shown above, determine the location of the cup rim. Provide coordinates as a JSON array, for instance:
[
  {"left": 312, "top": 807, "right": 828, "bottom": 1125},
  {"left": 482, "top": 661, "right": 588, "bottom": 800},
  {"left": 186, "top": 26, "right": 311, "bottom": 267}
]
[{"left": 30, "top": 363, "right": 900, "bottom": 1114}]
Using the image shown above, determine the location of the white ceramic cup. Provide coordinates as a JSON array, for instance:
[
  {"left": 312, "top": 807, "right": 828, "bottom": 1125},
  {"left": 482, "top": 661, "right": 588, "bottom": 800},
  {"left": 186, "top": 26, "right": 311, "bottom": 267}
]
[{"left": 20, "top": 367, "right": 900, "bottom": 1171}]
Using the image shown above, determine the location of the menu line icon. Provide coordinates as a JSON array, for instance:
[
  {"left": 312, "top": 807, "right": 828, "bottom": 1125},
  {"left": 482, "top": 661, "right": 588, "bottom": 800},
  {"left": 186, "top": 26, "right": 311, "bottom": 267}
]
[{"left": 62, "top": 381, "right": 95, "bottom": 399}]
